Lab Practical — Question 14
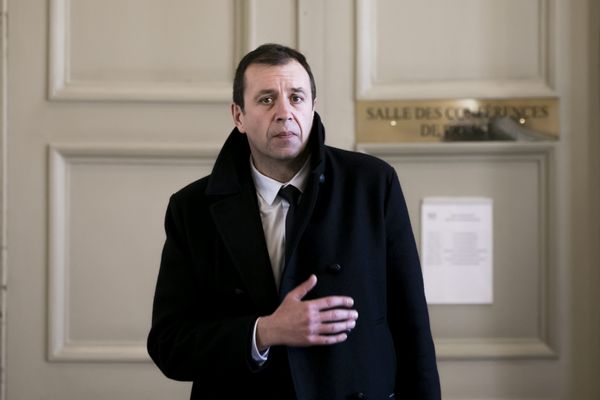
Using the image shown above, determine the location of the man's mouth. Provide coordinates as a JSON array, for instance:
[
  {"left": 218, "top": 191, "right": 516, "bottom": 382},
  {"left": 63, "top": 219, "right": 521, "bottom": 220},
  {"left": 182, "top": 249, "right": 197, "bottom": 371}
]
[{"left": 274, "top": 131, "right": 297, "bottom": 138}]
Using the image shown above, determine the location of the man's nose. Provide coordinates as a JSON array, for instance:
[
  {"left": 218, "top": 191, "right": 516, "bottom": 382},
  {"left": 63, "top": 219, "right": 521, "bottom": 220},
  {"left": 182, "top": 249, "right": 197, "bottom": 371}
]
[{"left": 274, "top": 98, "right": 293, "bottom": 121}]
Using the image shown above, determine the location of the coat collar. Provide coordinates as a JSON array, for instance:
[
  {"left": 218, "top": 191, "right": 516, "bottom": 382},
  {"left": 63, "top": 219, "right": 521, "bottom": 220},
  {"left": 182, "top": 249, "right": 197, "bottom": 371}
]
[{"left": 205, "top": 112, "right": 326, "bottom": 197}]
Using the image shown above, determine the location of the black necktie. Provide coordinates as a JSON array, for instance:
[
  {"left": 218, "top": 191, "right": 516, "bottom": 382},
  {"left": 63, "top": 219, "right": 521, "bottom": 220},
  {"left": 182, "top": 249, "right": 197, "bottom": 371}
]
[{"left": 278, "top": 185, "right": 301, "bottom": 254}]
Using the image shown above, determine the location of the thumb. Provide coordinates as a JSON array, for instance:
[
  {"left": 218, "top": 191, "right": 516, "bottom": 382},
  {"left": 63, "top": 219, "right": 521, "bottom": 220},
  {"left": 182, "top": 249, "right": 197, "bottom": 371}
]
[{"left": 288, "top": 274, "right": 317, "bottom": 301}]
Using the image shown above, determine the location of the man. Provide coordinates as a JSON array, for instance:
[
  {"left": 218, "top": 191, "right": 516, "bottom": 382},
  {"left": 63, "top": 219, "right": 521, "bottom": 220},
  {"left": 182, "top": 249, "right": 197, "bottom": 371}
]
[{"left": 148, "top": 43, "right": 441, "bottom": 399}]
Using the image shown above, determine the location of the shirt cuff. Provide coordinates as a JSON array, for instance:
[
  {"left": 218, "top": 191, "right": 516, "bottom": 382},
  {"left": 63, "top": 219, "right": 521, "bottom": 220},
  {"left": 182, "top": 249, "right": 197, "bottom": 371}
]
[{"left": 251, "top": 317, "right": 270, "bottom": 365}]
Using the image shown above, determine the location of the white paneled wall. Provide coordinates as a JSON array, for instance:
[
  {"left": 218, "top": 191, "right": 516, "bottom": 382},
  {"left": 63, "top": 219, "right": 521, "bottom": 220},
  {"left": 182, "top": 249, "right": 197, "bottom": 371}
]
[{"left": 5, "top": 0, "right": 599, "bottom": 398}]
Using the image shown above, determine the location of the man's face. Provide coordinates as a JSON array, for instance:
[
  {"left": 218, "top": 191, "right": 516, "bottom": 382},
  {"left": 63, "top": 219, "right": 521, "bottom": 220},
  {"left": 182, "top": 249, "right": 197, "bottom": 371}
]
[{"left": 232, "top": 60, "right": 315, "bottom": 176}]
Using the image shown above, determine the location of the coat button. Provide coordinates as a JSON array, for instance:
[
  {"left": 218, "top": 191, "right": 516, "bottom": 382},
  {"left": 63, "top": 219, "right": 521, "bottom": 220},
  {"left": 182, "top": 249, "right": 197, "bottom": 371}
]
[
  {"left": 319, "top": 173, "right": 325, "bottom": 183},
  {"left": 327, "top": 263, "right": 342, "bottom": 273}
]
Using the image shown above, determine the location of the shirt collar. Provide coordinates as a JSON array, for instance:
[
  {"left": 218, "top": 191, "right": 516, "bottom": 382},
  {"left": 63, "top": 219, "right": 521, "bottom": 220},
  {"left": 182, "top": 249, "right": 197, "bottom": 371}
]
[{"left": 250, "top": 156, "right": 311, "bottom": 206}]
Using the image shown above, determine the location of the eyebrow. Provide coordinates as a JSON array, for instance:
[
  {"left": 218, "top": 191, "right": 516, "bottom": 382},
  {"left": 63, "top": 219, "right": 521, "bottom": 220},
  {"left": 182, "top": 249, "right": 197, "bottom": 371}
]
[
  {"left": 254, "top": 89, "right": 277, "bottom": 99},
  {"left": 254, "top": 87, "right": 307, "bottom": 99},
  {"left": 290, "top": 87, "right": 308, "bottom": 96}
]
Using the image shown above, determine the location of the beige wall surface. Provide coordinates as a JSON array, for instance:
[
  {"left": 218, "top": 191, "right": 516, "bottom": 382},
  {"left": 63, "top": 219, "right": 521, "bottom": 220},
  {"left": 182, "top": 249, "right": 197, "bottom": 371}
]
[{"left": 3, "top": 0, "right": 599, "bottom": 399}]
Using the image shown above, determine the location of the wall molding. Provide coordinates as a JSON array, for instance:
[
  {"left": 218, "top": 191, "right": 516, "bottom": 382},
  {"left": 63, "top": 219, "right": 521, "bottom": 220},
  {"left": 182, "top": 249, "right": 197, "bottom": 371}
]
[
  {"left": 48, "top": 0, "right": 319, "bottom": 103},
  {"left": 356, "top": 0, "right": 557, "bottom": 100},
  {"left": 358, "top": 142, "right": 557, "bottom": 360},
  {"left": 48, "top": 0, "right": 250, "bottom": 102},
  {"left": 435, "top": 338, "right": 555, "bottom": 360},
  {"left": 47, "top": 143, "right": 219, "bottom": 362}
]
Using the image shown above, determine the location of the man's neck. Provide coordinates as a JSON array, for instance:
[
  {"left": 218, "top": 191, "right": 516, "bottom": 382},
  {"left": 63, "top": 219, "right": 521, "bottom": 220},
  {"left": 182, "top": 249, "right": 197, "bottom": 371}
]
[{"left": 251, "top": 152, "right": 310, "bottom": 183}]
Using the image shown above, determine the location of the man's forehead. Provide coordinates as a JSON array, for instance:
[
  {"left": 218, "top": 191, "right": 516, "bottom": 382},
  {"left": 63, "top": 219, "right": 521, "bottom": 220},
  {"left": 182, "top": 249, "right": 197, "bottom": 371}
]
[{"left": 244, "top": 61, "right": 310, "bottom": 90}]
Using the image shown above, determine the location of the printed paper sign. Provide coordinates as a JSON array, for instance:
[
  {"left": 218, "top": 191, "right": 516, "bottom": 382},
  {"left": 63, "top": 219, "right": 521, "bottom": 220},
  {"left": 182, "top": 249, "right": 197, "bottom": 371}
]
[{"left": 421, "top": 197, "right": 493, "bottom": 304}]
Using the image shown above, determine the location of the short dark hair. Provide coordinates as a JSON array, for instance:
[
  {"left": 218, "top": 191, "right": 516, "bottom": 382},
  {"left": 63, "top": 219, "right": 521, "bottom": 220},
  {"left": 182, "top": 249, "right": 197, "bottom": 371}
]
[{"left": 232, "top": 43, "right": 316, "bottom": 111}]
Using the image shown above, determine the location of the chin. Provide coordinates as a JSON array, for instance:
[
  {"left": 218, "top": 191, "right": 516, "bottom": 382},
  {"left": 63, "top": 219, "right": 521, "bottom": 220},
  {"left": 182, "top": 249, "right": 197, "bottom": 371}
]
[
  {"left": 276, "top": 154, "right": 301, "bottom": 162},
  {"left": 273, "top": 148, "right": 303, "bottom": 160}
]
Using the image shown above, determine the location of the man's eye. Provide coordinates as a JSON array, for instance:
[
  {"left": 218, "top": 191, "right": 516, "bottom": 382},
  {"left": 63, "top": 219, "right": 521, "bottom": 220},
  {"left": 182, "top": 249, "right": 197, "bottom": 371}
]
[
  {"left": 259, "top": 97, "right": 273, "bottom": 105},
  {"left": 291, "top": 95, "right": 304, "bottom": 103}
]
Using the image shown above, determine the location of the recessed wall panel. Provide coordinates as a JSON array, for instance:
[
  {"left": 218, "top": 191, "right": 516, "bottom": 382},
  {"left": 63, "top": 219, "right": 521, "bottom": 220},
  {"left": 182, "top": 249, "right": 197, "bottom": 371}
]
[
  {"left": 375, "top": 0, "right": 540, "bottom": 82},
  {"left": 357, "top": 0, "right": 555, "bottom": 98},
  {"left": 49, "top": 0, "right": 243, "bottom": 101},
  {"left": 67, "top": 162, "right": 198, "bottom": 342},
  {"left": 360, "top": 143, "right": 555, "bottom": 359},
  {"left": 49, "top": 145, "right": 217, "bottom": 361},
  {"left": 70, "top": 0, "right": 235, "bottom": 84},
  {"left": 399, "top": 159, "right": 540, "bottom": 339}
]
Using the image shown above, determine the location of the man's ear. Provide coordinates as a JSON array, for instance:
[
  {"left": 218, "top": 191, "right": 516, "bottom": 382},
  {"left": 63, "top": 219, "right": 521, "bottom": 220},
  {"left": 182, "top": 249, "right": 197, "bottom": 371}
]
[{"left": 231, "top": 103, "right": 246, "bottom": 133}]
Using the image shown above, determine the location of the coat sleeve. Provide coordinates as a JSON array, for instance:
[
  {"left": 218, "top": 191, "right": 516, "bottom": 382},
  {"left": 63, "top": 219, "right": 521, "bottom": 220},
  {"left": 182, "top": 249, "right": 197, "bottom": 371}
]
[
  {"left": 384, "top": 169, "right": 442, "bottom": 399},
  {"left": 147, "top": 197, "right": 261, "bottom": 382}
]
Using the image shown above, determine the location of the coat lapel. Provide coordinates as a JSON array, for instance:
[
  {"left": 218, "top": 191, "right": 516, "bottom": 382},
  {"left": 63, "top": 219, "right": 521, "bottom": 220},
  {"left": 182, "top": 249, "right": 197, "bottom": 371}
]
[
  {"left": 285, "top": 170, "right": 320, "bottom": 264},
  {"left": 280, "top": 117, "right": 327, "bottom": 297},
  {"left": 210, "top": 185, "right": 279, "bottom": 312},
  {"left": 206, "top": 128, "right": 279, "bottom": 312}
]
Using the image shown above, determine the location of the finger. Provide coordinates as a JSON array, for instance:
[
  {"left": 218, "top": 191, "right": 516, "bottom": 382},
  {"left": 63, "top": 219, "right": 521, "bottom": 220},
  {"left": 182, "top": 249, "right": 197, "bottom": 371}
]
[
  {"left": 317, "top": 319, "right": 357, "bottom": 335},
  {"left": 310, "top": 295, "right": 354, "bottom": 310},
  {"left": 288, "top": 274, "right": 317, "bottom": 301},
  {"left": 319, "top": 309, "right": 359, "bottom": 323},
  {"left": 308, "top": 332, "right": 349, "bottom": 346}
]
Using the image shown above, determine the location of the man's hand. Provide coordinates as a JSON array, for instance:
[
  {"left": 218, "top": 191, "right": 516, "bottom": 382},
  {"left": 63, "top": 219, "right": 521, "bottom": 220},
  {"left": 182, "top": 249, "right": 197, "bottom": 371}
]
[{"left": 256, "top": 275, "right": 358, "bottom": 351}]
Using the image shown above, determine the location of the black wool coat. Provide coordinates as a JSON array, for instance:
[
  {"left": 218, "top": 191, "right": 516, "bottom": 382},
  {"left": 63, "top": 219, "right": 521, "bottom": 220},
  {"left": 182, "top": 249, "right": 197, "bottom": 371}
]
[{"left": 147, "top": 113, "right": 441, "bottom": 400}]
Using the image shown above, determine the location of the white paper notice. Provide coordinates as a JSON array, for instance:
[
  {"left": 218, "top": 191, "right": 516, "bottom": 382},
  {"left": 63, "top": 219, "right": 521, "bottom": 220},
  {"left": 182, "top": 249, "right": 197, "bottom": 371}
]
[{"left": 421, "top": 197, "right": 493, "bottom": 304}]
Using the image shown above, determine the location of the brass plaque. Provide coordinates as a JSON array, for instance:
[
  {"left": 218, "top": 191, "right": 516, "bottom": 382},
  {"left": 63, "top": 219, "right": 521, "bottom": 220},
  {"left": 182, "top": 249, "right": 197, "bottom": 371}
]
[{"left": 356, "top": 98, "right": 559, "bottom": 143}]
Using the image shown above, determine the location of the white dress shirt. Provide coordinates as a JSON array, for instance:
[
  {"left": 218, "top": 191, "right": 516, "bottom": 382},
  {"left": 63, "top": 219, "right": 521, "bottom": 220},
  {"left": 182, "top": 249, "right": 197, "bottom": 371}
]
[{"left": 248, "top": 156, "right": 310, "bottom": 363}]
